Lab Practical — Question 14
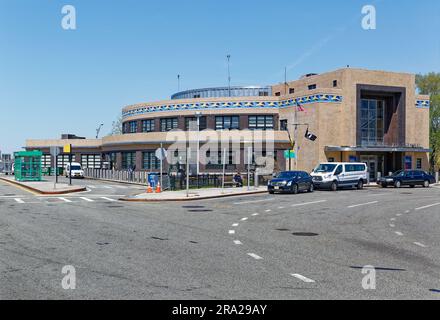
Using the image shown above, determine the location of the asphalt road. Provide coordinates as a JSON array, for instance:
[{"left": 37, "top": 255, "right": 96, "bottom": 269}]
[{"left": 1, "top": 176, "right": 440, "bottom": 300}]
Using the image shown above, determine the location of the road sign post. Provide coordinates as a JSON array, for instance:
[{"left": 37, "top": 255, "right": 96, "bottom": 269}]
[
  {"left": 155, "top": 145, "right": 167, "bottom": 191},
  {"left": 50, "top": 147, "right": 61, "bottom": 188},
  {"left": 63, "top": 144, "right": 72, "bottom": 186}
]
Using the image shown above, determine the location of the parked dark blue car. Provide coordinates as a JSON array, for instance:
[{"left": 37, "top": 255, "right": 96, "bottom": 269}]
[
  {"left": 377, "top": 170, "right": 436, "bottom": 188},
  {"left": 268, "top": 171, "right": 314, "bottom": 194}
]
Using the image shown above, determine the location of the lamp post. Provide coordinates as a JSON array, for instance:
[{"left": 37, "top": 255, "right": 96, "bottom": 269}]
[{"left": 195, "top": 111, "right": 202, "bottom": 176}]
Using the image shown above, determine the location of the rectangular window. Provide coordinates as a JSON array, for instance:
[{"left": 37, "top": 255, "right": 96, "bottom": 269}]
[
  {"left": 289, "top": 88, "right": 295, "bottom": 94},
  {"left": 160, "top": 118, "right": 179, "bottom": 132},
  {"left": 248, "top": 115, "right": 274, "bottom": 130},
  {"left": 215, "top": 116, "right": 239, "bottom": 130},
  {"left": 185, "top": 116, "right": 207, "bottom": 131},
  {"left": 259, "top": 91, "right": 268, "bottom": 96},
  {"left": 122, "top": 152, "right": 136, "bottom": 170},
  {"left": 142, "top": 151, "right": 160, "bottom": 170},
  {"left": 128, "top": 121, "right": 138, "bottom": 133},
  {"left": 122, "top": 122, "right": 129, "bottom": 134},
  {"left": 280, "top": 119, "right": 288, "bottom": 131},
  {"left": 41, "top": 155, "right": 52, "bottom": 168},
  {"left": 81, "top": 154, "right": 102, "bottom": 169},
  {"left": 416, "top": 158, "right": 422, "bottom": 169},
  {"left": 360, "top": 99, "right": 385, "bottom": 146},
  {"left": 142, "top": 119, "right": 155, "bottom": 132},
  {"left": 56, "top": 155, "right": 71, "bottom": 168},
  {"left": 333, "top": 80, "right": 338, "bottom": 87},
  {"left": 308, "top": 84, "right": 317, "bottom": 90},
  {"left": 275, "top": 92, "right": 281, "bottom": 96}
]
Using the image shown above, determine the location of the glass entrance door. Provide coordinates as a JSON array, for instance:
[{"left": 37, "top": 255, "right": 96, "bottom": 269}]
[{"left": 361, "top": 155, "right": 378, "bottom": 182}]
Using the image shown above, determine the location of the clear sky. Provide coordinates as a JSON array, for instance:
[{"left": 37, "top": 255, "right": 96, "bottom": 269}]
[{"left": 0, "top": 0, "right": 439, "bottom": 154}]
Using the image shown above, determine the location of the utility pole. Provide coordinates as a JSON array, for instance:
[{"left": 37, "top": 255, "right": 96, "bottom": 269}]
[{"left": 227, "top": 54, "right": 231, "bottom": 97}]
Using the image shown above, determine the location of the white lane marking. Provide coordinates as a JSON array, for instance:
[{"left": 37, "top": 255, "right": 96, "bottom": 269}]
[
  {"left": 291, "top": 273, "right": 316, "bottom": 283},
  {"left": 252, "top": 213, "right": 259, "bottom": 216},
  {"left": 415, "top": 203, "right": 440, "bottom": 211},
  {"left": 232, "top": 223, "right": 239, "bottom": 227},
  {"left": 405, "top": 210, "right": 410, "bottom": 213},
  {"left": 229, "top": 230, "right": 235, "bottom": 235},
  {"left": 80, "top": 197, "right": 94, "bottom": 202},
  {"left": 265, "top": 209, "right": 271, "bottom": 212},
  {"left": 87, "top": 185, "right": 97, "bottom": 189},
  {"left": 389, "top": 224, "right": 395, "bottom": 228},
  {"left": 395, "top": 231, "right": 404, "bottom": 236},
  {"left": 240, "top": 217, "right": 248, "bottom": 221},
  {"left": 101, "top": 197, "right": 117, "bottom": 202},
  {"left": 233, "top": 240, "right": 243, "bottom": 245},
  {"left": 58, "top": 197, "right": 72, "bottom": 203},
  {"left": 390, "top": 218, "right": 396, "bottom": 221},
  {"left": 347, "top": 201, "right": 378, "bottom": 208},
  {"left": 14, "top": 198, "right": 25, "bottom": 203},
  {"left": 233, "top": 199, "right": 274, "bottom": 205},
  {"left": 247, "top": 253, "right": 263, "bottom": 260},
  {"left": 102, "top": 186, "right": 113, "bottom": 189},
  {"left": 278, "top": 206, "right": 285, "bottom": 209},
  {"left": 396, "top": 214, "right": 402, "bottom": 217},
  {"left": 414, "top": 242, "right": 427, "bottom": 248},
  {"left": 291, "top": 200, "right": 327, "bottom": 207}
]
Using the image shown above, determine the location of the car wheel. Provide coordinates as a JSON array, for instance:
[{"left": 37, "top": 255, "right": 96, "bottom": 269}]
[
  {"left": 394, "top": 180, "right": 401, "bottom": 188},
  {"left": 308, "top": 183, "right": 314, "bottom": 193},
  {"left": 357, "top": 180, "right": 364, "bottom": 190},
  {"left": 423, "top": 180, "right": 430, "bottom": 188},
  {"left": 292, "top": 184, "right": 299, "bottom": 195},
  {"left": 330, "top": 181, "right": 338, "bottom": 192},
  {"left": 410, "top": 185, "right": 415, "bottom": 188},
  {"left": 269, "top": 191, "right": 275, "bottom": 195},
  {"left": 381, "top": 183, "right": 387, "bottom": 188}
]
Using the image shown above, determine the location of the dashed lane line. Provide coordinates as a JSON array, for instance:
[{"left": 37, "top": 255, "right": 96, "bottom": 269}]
[
  {"left": 291, "top": 200, "right": 327, "bottom": 207},
  {"left": 58, "top": 197, "right": 73, "bottom": 203},
  {"left": 14, "top": 198, "right": 25, "bottom": 204},
  {"left": 229, "top": 230, "right": 236, "bottom": 235},
  {"left": 234, "top": 240, "right": 243, "bottom": 245},
  {"left": 414, "top": 242, "right": 427, "bottom": 248},
  {"left": 247, "top": 253, "right": 263, "bottom": 260},
  {"left": 252, "top": 213, "right": 259, "bottom": 216},
  {"left": 389, "top": 224, "right": 395, "bottom": 228},
  {"left": 395, "top": 231, "right": 404, "bottom": 236},
  {"left": 233, "top": 199, "right": 274, "bottom": 205},
  {"left": 347, "top": 201, "right": 378, "bottom": 208},
  {"left": 232, "top": 223, "right": 239, "bottom": 227},
  {"left": 240, "top": 217, "right": 248, "bottom": 221},
  {"left": 415, "top": 203, "right": 440, "bottom": 211},
  {"left": 290, "top": 273, "right": 316, "bottom": 283}
]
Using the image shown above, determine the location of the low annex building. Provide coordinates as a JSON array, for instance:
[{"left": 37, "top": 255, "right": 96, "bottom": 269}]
[{"left": 25, "top": 67, "right": 431, "bottom": 180}]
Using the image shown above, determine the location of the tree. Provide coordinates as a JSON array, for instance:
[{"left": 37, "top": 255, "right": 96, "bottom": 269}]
[
  {"left": 109, "top": 114, "right": 123, "bottom": 136},
  {"left": 416, "top": 73, "right": 440, "bottom": 171}
]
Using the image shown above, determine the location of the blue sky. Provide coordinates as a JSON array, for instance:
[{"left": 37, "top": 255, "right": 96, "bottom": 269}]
[{"left": 0, "top": 0, "right": 439, "bottom": 154}]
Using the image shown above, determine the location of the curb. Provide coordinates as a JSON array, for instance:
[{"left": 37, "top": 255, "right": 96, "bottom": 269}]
[
  {"left": 119, "top": 190, "right": 267, "bottom": 202},
  {"left": 0, "top": 177, "right": 87, "bottom": 195}
]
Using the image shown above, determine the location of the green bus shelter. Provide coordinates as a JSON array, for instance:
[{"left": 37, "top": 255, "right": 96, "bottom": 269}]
[{"left": 14, "top": 151, "right": 43, "bottom": 182}]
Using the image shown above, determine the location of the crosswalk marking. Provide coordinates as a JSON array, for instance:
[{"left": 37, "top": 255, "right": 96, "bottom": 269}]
[
  {"left": 80, "top": 197, "right": 94, "bottom": 202},
  {"left": 14, "top": 198, "right": 25, "bottom": 203},
  {"left": 58, "top": 197, "right": 72, "bottom": 203},
  {"left": 101, "top": 197, "right": 117, "bottom": 202}
]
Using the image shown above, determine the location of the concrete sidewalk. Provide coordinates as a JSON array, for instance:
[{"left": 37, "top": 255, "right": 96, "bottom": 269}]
[
  {"left": 120, "top": 186, "right": 268, "bottom": 202},
  {"left": 0, "top": 176, "right": 87, "bottom": 195}
]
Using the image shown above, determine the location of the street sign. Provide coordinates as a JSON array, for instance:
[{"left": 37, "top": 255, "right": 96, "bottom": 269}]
[
  {"left": 50, "top": 147, "right": 61, "bottom": 157},
  {"left": 284, "top": 150, "right": 296, "bottom": 159},
  {"left": 155, "top": 148, "right": 167, "bottom": 161},
  {"left": 63, "top": 144, "right": 72, "bottom": 154}
]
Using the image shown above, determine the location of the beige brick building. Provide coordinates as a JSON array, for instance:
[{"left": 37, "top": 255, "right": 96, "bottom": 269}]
[{"left": 26, "top": 67, "right": 431, "bottom": 180}]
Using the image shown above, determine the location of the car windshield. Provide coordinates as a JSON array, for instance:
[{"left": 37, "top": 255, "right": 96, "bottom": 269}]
[
  {"left": 391, "top": 170, "right": 404, "bottom": 177},
  {"left": 277, "top": 172, "right": 298, "bottom": 179},
  {"left": 314, "top": 164, "right": 337, "bottom": 173},
  {"left": 71, "top": 166, "right": 81, "bottom": 170}
]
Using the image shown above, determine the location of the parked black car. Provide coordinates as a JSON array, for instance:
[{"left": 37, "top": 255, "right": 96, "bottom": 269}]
[
  {"left": 377, "top": 170, "right": 436, "bottom": 188},
  {"left": 268, "top": 171, "right": 314, "bottom": 194}
]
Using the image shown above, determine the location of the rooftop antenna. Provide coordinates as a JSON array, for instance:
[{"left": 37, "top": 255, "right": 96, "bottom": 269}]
[
  {"left": 227, "top": 54, "right": 231, "bottom": 97},
  {"left": 177, "top": 74, "right": 181, "bottom": 92}
]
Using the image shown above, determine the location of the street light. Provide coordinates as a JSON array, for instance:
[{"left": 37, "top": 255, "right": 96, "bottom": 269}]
[
  {"left": 96, "top": 123, "right": 104, "bottom": 139},
  {"left": 195, "top": 111, "right": 202, "bottom": 176}
]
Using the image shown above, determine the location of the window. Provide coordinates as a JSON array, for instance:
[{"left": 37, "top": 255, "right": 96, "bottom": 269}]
[
  {"left": 248, "top": 115, "right": 274, "bottom": 130},
  {"left": 122, "top": 152, "right": 136, "bottom": 170},
  {"left": 333, "top": 80, "right": 338, "bottom": 87},
  {"left": 160, "top": 118, "right": 178, "bottom": 132},
  {"left": 259, "top": 91, "right": 269, "bottom": 97},
  {"left": 335, "top": 165, "right": 343, "bottom": 175},
  {"left": 128, "top": 121, "right": 138, "bottom": 133},
  {"left": 345, "top": 164, "right": 366, "bottom": 172},
  {"left": 122, "top": 122, "right": 129, "bottom": 134},
  {"left": 185, "top": 116, "right": 207, "bottom": 131},
  {"left": 56, "top": 155, "right": 71, "bottom": 168},
  {"left": 416, "top": 158, "right": 422, "bottom": 169},
  {"left": 206, "top": 150, "right": 236, "bottom": 169},
  {"left": 275, "top": 92, "right": 281, "bottom": 96},
  {"left": 142, "top": 151, "right": 160, "bottom": 170},
  {"left": 289, "top": 88, "right": 295, "bottom": 94},
  {"left": 41, "top": 155, "right": 52, "bottom": 168},
  {"left": 193, "top": 94, "right": 201, "bottom": 98},
  {"left": 81, "top": 154, "right": 102, "bottom": 169},
  {"left": 360, "top": 99, "right": 385, "bottom": 146},
  {"left": 328, "top": 157, "right": 335, "bottom": 163},
  {"left": 215, "top": 116, "right": 239, "bottom": 130},
  {"left": 308, "top": 84, "right": 317, "bottom": 90},
  {"left": 142, "top": 119, "right": 155, "bottom": 132},
  {"left": 280, "top": 119, "right": 288, "bottom": 131}
]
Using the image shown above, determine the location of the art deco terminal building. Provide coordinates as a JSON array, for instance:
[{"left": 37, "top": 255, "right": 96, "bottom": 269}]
[{"left": 26, "top": 68, "right": 431, "bottom": 180}]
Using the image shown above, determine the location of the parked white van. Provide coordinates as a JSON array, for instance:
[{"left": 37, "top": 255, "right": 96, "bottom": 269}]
[
  {"left": 65, "top": 162, "right": 85, "bottom": 179},
  {"left": 311, "top": 162, "right": 368, "bottom": 191}
]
